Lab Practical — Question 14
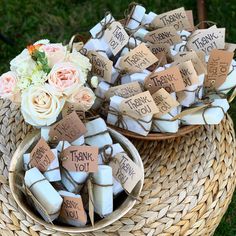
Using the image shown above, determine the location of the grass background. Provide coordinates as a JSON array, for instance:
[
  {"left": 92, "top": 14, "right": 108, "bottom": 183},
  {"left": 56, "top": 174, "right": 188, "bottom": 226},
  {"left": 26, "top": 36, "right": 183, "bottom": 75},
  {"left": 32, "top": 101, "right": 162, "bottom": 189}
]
[{"left": 0, "top": 0, "right": 236, "bottom": 235}]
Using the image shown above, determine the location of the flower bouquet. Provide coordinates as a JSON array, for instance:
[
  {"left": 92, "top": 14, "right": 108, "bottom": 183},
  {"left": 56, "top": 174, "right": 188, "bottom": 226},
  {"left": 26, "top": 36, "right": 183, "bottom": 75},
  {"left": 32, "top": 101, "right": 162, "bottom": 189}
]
[{"left": 0, "top": 39, "right": 95, "bottom": 127}]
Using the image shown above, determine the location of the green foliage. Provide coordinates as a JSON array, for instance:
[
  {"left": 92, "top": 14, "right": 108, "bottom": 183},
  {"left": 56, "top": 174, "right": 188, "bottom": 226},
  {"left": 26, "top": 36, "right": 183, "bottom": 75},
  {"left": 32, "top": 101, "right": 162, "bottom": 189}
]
[
  {"left": 0, "top": 0, "right": 236, "bottom": 235},
  {"left": 31, "top": 50, "right": 51, "bottom": 74}
]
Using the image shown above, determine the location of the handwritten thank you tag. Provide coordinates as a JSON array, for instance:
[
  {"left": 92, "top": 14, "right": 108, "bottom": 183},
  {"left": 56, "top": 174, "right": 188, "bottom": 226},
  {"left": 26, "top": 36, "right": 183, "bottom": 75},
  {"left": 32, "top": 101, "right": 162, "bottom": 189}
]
[
  {"left": 62, "top": 146, "right": 98, "bottom": 172},
  {"left": 110, "top": 153, "right": 142, "bottom": 193},
  {"left": 104, "top": 21, "right": 129, "bottom": 56},
  {"left": 30, "top": 138, "right": 55, "bottom": 172},
  {"left": 152, "top": 88, "right": 179, "bottom": 117},
  {"left": 205, "top": 49, "right": 234, "bottom": 88},
  {"left": 60, "top": 196, "right": 87, "bottom": 224},
  {"left": 88, "top": 51, "right": 113, "bottom": 83},
  {"left": 120, "top": 43, "right": 158, "bottom": 73},
  {"left": 119, "top": 91, "right": 159, "bottom": 119},
  {"left": 144, "top": 66, "right": 185, "bottom": 94}
]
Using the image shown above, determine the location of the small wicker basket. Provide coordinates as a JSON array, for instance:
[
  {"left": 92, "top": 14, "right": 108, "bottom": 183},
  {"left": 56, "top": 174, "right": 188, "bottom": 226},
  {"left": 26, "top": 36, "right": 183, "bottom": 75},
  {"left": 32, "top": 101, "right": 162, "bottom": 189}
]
[{"left": 8, "top": 128, "right": 144, "bottom": 234}]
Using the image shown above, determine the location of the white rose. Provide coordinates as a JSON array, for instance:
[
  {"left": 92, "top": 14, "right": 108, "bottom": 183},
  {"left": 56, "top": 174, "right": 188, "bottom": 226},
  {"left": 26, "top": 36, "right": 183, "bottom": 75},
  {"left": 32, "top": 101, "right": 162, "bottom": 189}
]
[
  {"left": 66, "top": 49, "right": 92, "bottom": 80},
  {"left": 10, "top": 49, "right": 37, "bottom": 78},
  {"left": 21, "top": 84, "right": 65, "bottom": 127},
  {"left": 67, "top": 86, "right": 95, "bottom": 111}
]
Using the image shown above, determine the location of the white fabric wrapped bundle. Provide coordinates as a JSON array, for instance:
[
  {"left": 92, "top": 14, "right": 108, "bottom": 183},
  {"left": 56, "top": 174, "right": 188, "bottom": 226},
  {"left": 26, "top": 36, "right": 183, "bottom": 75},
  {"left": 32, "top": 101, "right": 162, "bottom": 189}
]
[
  {"left": 58, "top": 191, "right": 87, "bottom": 227},
  {"left": 90, "top": 13, "right": 115, "bottom": 57},
  {"left": 24, "top": 167, "right": 63, "bottom": 222},
  {"left": 61, "top": 167, "right": 89, "bottom": 193},
  {"left": 71, "top": 136, "right": 85, "bottom": 146},
  {"left": 56, "top": 141, "right": 71, "bottom": 153},
  {"left": 23, "top": 149, "right": 61, "bottom": 182},
  {"left": 85, "top": 118, "right": 113, "bottom": 149},
  {"left": 121, "top": 70, "right": 150, "bottom": 84},
  {"left": 141, "top": 12, "right": 158, "bottom": 25},
  {"left": 178, "top": 74, "right": 205, "bottom": 107},
  {"left": 152, "top": 93, "right": 181, "bottom": 133},
  {"left": 107, "top": 96, "right": 152, "bottom": 136},
  {"left": 126, "top": 5, "right": 146, "bottom": 30},
  {"left": 82, "top": 38, "right": 108, "bottom": 57},
  {"left": 181, "top": 99, "right": 230, "bottom": 125},
  {"left": 41, "top": 127, "right": 50, "bottom": 142},
  {"left": 133, "top": 28, "right": 149, "bottom": 41},
  {"left": 127, "top": 37, "right": 142, "bottom": 48},
  {"left": 92, "top": 165, "right": 113, "bottom": 216},
  {"left": 98, "top": 143, "right": 124, "bottom": 196}
]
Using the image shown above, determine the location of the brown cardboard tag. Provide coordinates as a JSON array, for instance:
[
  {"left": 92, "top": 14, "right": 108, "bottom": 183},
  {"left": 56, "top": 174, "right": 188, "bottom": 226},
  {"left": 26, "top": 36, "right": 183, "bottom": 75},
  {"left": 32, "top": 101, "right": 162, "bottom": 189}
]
[
  {"left": 205, "top": 49, "right": 234, "bottom": 88},
  {"left": 49, "top": 111, "right": 87, "bottom": 143},
  {"left": 61, "top": 102, "right": 85, "bottom": 120},
  {"left": 224, "top": 43, "right": 236, "bottom": 52},
  {"left": 60, "top": 195, "right": 87, "bottom": 224},
  {"left": 171, "top": 104, "right": 209, "bottom": 120},
  {"left": 119, "top": 91, "right": 159, "bottom": 119},
  {"left": 61, "top": 146, "right": 98, "bottom": 173},
  {"left": 185, "top": 10, "right": 194, "bottom": 31},
  {"left": 144, "top": 26, "right": 182, "bottom": 45},
  {"left": 173, "top": 51, "right": 207, "bottom": 75},
  {"left": 87, "top": 51, "right": 113, "bottom": 83},
  {"left": 109, "top": 153, "right": 142, "bottom": 193},
  {"left": 105, "top": 81, "right": 143, "bottom": 99},
  {"left": 104, "top": 21, "right": 129, "bottom": 56},
  {"left": 30, "top": 138, "right": 55, "bottom": 172},
  {"left": 144, "top": 66, "right": 185, "bottom": 94},
  {"left": 87, "top": 179, "right": 94, "bottom": 226},
  {"left": 152, "top": 7, "right": 192, "bottom": 31},
  {"left": 177, "top": 60, "right": 199, "bottom": 87},
  {"left": 119, "top": 43, "right": 158, "bottom": 73},
  {"left": 187, "top": 28, "right": 225, "bottom": 55},
  {"left": 152, "top": 88, "right": 179, "bottom": 117}
]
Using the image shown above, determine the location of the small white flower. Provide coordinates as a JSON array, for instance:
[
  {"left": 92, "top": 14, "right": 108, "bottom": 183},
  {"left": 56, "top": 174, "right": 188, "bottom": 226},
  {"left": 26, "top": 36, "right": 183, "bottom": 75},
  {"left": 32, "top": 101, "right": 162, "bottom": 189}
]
[
  {"left": 31, "top": 70, "right": 47, "bottom": 85},
  {"left": 91, "top": 76, "right": 99, "bottom": 88},
  {"left": 17, "top": 77, "right": 31, "bottom": 90}
]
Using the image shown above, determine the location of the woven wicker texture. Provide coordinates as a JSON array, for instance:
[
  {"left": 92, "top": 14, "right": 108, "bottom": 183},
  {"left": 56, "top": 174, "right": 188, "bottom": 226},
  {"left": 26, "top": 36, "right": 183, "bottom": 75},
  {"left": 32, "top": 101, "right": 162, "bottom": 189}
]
[{"left": 0, "top": 99, "right": 235, "bottom": 236}]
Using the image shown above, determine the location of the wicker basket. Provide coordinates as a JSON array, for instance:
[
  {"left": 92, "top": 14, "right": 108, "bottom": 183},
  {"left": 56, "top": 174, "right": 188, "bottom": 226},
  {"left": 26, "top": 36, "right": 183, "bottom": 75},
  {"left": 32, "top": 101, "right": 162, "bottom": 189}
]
[
  {"left": 8, "top": 128, "right": 144, "bottom": 234},
  {"left": 0, "top": 99, "right": 235, "bottom": 235}
]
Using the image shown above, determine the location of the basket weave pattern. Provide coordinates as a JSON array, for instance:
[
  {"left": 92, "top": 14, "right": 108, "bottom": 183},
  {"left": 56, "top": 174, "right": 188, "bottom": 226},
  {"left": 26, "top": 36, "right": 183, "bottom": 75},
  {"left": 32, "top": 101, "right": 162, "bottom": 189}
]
[{"left": 0, "top": 99, "right": 235, "bottom": 236}]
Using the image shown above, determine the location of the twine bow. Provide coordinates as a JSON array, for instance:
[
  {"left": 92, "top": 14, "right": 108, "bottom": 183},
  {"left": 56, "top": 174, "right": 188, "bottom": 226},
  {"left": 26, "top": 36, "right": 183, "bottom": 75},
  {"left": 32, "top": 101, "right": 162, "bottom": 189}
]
[{"left": 95, "top": 12, "right": 113, "bottom": 39}]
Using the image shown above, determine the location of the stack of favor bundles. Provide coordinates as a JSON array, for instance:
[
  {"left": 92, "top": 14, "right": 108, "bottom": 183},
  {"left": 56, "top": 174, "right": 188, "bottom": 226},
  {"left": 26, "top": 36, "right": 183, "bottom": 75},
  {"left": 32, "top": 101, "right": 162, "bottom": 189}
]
[{"left": 81, "top": 3, "right": 235, "bottom": 136}]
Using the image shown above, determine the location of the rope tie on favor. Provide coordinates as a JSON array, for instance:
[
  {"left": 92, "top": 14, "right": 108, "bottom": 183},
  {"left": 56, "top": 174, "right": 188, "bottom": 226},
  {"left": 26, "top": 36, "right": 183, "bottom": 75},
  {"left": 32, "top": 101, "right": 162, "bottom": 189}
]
[
  {"left": 113, "top": 67, "right": 130, "bottom": 85},
  {"left": 102, "top": 144, "right": 114, "bottom": 164},
  {"left": 108, "top": 106, "right": 152, "bottom": 132},
  {"left": 95, "top": 12, "right": 114, "bottom": 39},
  {"left": 201, "top": 105, "right": 226, "bottom": 125}
]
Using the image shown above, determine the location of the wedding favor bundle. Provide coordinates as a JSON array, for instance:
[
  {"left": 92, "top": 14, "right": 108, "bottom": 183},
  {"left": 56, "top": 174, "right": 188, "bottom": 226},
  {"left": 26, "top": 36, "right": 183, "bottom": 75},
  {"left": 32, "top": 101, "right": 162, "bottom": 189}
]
[
  {"left": 79, "top": 3, "right": 236, "bottom": 136},
  {"left": 22, "top": 113, "right": 142, "bottom": 226}
]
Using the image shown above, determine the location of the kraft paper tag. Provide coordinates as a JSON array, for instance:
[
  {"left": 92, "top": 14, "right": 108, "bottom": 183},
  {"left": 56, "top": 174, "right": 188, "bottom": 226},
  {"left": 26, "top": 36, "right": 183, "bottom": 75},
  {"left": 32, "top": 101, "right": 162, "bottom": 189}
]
[
  {"left": 185, "top": 10, "right": 194, "bottom": 31},
  {"left": 171, "top": 104, "right": 209, "bottom": 120},
  {"left": 105, "top": 81, "right": 143, "bottom": 99},
  {"left": 88, "top": 179, "right": 94, "bottom": 226},
  {"left": 49, "top": 111, "right": 87, "bottom": 143},
  {"left": 88, "top": 51, "right": 113, "bottom": 83},
  {"left": 30, "top": 138, "right": 55, "bottom": 172},
  {"left": 144, "top": 26, "right": 182, "bottom": 45},
  {"left": 224, "top": 43, "right": 236, "bottom": 52},
  {"left": 109, "top": 153, "right": 142, "bottom": 193},
  {"left": 152, "top": 7, "right": 192, "bottom": 31},
  {"left": 173, "top": 51, "right": 207, "bottom": 75},
  {"left": 152, "top": 88, "right": 179, "bottom": 117},
  {"left": 144, "top": 66, "right": 185, "bottom": 94},
  {"left": 61, "top": 102, "right": 85, "bottom": 120},
  {"left": 119, "top": 91, "right": 159, "bottom": 119},
  {"left": 61, "top": 146, "right": 98, "bottom": 172},
  {"left": 104, "top": 21, "right": 129, "bottom": 56},
  {"left": 177, "top": 60, "right": 199, "bottom": 87},
  {"left": 187, "top": 28, "right": 225, "bottom": 55},
  {"left": 60, "top": 196, "right": 87, "bottom": 224},
  {"left": 119, "top": 43, "right": 158, "bottom": 73},
  {"left": 205, "top": 49, "right": 234, "bottom": 88}
]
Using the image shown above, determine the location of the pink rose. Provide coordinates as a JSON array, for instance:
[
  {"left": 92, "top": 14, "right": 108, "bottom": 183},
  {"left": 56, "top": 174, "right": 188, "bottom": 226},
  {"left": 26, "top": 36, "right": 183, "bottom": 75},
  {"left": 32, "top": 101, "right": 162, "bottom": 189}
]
[
  {"left": 0, "top": 71, "right": 17, "bottom": 99},
  {"left": 40, "top": 43, "right": 66, "bottom": 68},
  {"left": 48, "top": 62, "right": 85, "bottom": 96},
  {"left": 67, "top": 86, "right": 95, "bottom": 111}
]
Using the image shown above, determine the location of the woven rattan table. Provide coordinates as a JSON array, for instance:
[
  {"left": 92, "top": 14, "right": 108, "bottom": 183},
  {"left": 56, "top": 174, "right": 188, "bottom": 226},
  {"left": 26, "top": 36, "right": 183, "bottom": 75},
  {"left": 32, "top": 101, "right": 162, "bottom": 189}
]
[{"left": 0, "top": 99, "right": 235, "bottom": 236}]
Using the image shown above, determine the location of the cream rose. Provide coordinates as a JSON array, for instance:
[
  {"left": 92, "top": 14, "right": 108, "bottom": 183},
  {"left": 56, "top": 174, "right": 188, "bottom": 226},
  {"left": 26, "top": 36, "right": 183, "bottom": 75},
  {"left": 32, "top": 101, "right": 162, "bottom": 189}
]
[
  {"left": 67, "top": 86, "right": 95, "bottom": 111},
  {"left": 48, "top": 62, "right": 85, "bottom": 96},
  {"left": 0, "top": 71, "right": 17, "bottom": 99},
  {"left": 40, "top": 43, "right": 66, "bottom": 68},
  {"left": 21, "top": 84, "right": 65, "bottom": 127},
  {"left": 66, "top": 49, "right": 92, "bottom": 80}
]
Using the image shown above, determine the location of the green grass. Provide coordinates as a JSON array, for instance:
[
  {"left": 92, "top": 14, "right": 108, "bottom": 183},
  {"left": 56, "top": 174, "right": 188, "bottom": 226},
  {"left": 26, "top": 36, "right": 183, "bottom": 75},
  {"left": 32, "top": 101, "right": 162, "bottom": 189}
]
[{"left": 0, "top": 0, "right": 236, "bottom": 235}]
